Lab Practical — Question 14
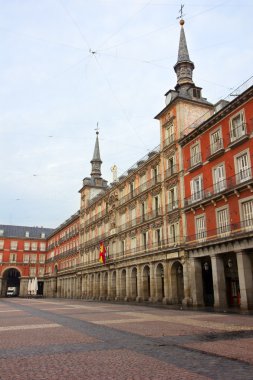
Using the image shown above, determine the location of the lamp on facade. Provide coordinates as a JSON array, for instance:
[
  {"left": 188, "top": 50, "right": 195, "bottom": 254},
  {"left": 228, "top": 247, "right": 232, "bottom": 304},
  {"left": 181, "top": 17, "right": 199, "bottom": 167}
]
[
  {"left": 177, "top": 266, "right": 182, "bottom": 275},
  {"left": 227, "top": 258, "right": 233, "bottom": 268},
  {"left": 203, "top": 262, "right": 209, "bottom": 271}
]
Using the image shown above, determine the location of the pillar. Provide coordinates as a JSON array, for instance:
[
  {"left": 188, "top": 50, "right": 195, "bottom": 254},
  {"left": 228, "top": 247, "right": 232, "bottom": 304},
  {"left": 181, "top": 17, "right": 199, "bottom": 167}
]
[
  {"left": 190, "top": 258, "right": 204, "bottom": 306},
  {"left": 182, "top": 257, "right": 193, "bottom": 306},
  {"left": 136, "top": 265, "right": 142, "bottom": 302},
  {"left": 236, "top": 251, "right": 253, "bottom": 310},
  {"left": 211, "top": 255, "right": 227, "bottom": 309},
  {"left": 149, "top": 264, "right": 155, "bottom": 302}
]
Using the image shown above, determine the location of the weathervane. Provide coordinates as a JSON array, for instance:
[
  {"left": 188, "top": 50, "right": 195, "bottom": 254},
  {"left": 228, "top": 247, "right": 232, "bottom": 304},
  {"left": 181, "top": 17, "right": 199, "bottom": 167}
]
[
  {"left": 95, "top": 122, "right": 99, "bottom": 135},
  {"left": 177, "top": 4, "right": 185, "bottom": 20}
]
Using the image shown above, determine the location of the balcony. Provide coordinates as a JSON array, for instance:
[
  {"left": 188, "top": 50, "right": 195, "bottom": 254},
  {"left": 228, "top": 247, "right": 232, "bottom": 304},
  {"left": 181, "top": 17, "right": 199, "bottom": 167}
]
[
  {"left": 163, "top": 133, "right": 175, "bottom": 148},
  {"left": 185, "top": 169, "right": 253, "bottom": 208},
  {"left": 118, "top": 175, "right": 161, "bottom": 206},
  {"left": 118, "top": 207, "right": 163, "bottom": 232},
  {"left": 165, "top": 164, "right": 178, "bottom": 179},
  {"left": 187, "top": 152, "right": 202, "bottom": 172},
  {"left": 228, "top": 122, "right": 250, "bottom": 148},
  {"left": 206, "top": 139, "right": 225, "bottom": 161},
  {"left": 167, "top": 200, "right": 179, "bottom": 212},
  {"left": 186, "top": 219, "right": 253, "bottom": 245}
]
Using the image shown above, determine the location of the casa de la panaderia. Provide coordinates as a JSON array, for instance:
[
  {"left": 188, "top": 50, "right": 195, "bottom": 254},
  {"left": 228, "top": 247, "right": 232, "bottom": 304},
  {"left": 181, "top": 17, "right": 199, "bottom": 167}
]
[{"left": 1, "top": 20, "right": 253, "bottom": 311}]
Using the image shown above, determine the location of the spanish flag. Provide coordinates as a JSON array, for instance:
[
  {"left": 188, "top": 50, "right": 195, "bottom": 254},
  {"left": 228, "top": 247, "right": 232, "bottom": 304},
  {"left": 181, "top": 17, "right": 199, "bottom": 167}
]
[{"left": 99, "top": 242, "right": 106, "bottom": 264}]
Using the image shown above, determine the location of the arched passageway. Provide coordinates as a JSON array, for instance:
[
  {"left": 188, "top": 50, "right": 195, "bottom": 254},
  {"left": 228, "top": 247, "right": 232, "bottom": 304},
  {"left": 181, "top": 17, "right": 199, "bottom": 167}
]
[{"left": 2, "top": 268, "right": 21, "bottom": 296}]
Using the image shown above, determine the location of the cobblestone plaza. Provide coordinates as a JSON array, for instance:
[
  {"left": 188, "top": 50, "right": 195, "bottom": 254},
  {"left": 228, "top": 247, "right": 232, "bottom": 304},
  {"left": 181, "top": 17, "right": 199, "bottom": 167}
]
[{"left": 0, "top": 299, "right": 253, "bottom": 379}]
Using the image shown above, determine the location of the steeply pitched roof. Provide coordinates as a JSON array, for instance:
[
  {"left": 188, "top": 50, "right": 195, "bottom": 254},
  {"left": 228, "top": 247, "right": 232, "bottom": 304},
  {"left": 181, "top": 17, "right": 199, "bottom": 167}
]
[{"left": 0, "top": 224, "right": 54, "bottom": 239}]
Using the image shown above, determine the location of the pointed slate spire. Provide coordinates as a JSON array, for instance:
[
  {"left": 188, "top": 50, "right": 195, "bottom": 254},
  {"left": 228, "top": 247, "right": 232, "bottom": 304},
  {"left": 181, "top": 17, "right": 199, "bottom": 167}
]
[
  {"left": 174, "top": 19, "right": 195, "bottom": 90},
  {"left": 90, "top": 131, "right": 102, "bottom": 178}
]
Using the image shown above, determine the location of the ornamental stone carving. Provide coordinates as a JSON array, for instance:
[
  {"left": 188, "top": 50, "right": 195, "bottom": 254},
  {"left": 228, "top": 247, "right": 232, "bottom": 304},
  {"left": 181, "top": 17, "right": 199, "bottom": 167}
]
[
  {"left": 151, "top": 186, "right": 161, "bottom": 196},
  {"left": 129, "top": 201, "right": 137, "bottom": 210},
  {"left": 139, "top": 193, "right": 148, "bottom": 203},
  {"left": 166, "top": 177, "right": 178, "bottom": 189},
  {"left": 167, "top": 210, "right": 180, "bottom": 223}
]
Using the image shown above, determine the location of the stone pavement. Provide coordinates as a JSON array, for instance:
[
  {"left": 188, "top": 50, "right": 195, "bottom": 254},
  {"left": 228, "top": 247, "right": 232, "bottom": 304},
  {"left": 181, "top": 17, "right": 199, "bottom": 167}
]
[{"left": 0, "top": 298, "right": 253, "bottom": 380}]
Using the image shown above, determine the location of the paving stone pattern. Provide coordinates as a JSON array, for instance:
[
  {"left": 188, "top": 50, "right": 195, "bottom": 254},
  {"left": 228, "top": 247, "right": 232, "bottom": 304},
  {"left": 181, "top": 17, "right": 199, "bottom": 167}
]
[{"left": 0, "top": 298, "right": 253, "bottom": 380}]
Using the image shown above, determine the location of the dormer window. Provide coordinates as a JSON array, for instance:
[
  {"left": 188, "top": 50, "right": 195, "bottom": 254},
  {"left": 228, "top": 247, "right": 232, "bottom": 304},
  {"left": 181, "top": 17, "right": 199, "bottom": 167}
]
[
  {"left": 192, "top": 88, "right": 201, "bottom": 99},
  {"left": 25, "top": 231, "right": 29, "bottom": 238},
  {"left": 41, "top": 232, "right": 46, "bottom": 238},
  {"left": 0, "top": 230, "right": 3, "bottom": 236}
]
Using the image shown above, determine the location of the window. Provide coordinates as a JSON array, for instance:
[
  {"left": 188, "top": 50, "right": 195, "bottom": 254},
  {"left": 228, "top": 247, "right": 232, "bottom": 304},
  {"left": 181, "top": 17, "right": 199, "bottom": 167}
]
[
  {"left": 235, "top": 152, "right": 251, "bottom": 183},
  {"left": 131, "top": 207, "right": 136, "bottom": 226},
  {"left": 0, "top": 240, "right": 4, "bottom": 250},
  {"left": 130, "top": 181, "right": 135, "bottom": 197},
  {"left": 140, "top": 173, "right": 147, "bottom": 191},
  {"left": 121, "top": 240, "right": 125, "bottom": 255},
  {"left": 167, "top": 156, "right": 176, "bottom": 177},
  {"left": 39, "top": 267, "right": 45, "bottom": 276},
  {"left": 24, "top": 242, "right": 30, "bottom": 251},
  {"left": 168, "top": 187, "right": 178, "bottom": 211},
  {"left": 192, "top": 88, "right": 201, "bottom": 98},
  {"left": 156, "top": 229, "right": 161, "bottom": 247},
  {"left": 190, "top": 143, "right": 201, "bottom": 167},
  {"left": 23, "top": 254, "right": 29, "bottom": 263},
  {"left": 30, "top": 267, "right": 36, "bottom": 277},
  {"left": 190, "top": 176, "right": 203, "bottom": 202},
  {"left": 10, "top": 253, "right": 17, "bottom": 263},
  {"left": 153, "top": 165, "right": 159, "bottom": 183},
  {"left": 195, "top": 215, "right": 206, "bottom": 241},
  {"left": 31, "top": 242, "right": 37, "bottom": 251},
  {"left": 169, "top": 223, "right": 179, "bottom": 244},
  {"left": 41, "top": 232, "right": 46, "bottom": 238},
  {"left": 130, "top": 236, "right": 136, "bottom": 251},
  {"left": 142, "top": 232, "right": 148, "bottom": 249},
  {"left": 0, "top": 253, "right": 2, "bottom": 262},
  {"left": 39, "top": 254, "right": 45, "bottom": 264},
  {"left": 30, "top": 254, "right": 37, "bottom": 263},
  {"left": 166, "top": 122, "right": 174, "bottom": 145},
  {"left": 0, "top": 229, "right": 4, "bottom": 236},
  {"left": 216, "top": 207, "right": 230, "bottom": 235},
  {"left": 10, "top": 241, "right": 18, "bottom": 250},
  {"left": 210, "top": 128, "right": 223, "bottom": 154},
  {"left": 154, "top": 196, "right": 160, "bottom": 215},
  {"left": 25, "top": 231, "right": 29, "bottom": 237},
  {"left": 230, "top": 111, "right": 246, "bottom": 142},
  {"left": 141, "top": 202, "right": 146, "bottom": 221},
  {"left": 213, "top": 164, "right": 226, "bottom": 193},
  {"left": 241, "top": 199, "right": 253, "bottom": 228},
  {"left": 40, "top": 242, "right": 46, "bottom": 251}
]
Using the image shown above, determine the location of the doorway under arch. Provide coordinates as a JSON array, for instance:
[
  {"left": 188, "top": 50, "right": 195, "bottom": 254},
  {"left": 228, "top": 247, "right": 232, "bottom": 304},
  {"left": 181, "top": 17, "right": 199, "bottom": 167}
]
[{"left": 2, "top": 268, "right": 21, "bottom": 296}]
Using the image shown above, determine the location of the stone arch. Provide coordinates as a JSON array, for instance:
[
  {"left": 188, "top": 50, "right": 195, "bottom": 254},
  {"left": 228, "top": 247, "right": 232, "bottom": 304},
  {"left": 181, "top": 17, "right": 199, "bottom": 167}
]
[
  {"left": 171, "top": 261, "right": 184, "bottom": 304},
  {"left": 2, "top": 267, "right": 21, "bottom": 296},
  {"left": 142, "top": 265, "right": 150, "bottom": 301},
  {"left": 130, "top": 267, "right": 138, "bottom": 300},
  {"left": 155, "top": 263, "right": 165, "bottom": 302}
]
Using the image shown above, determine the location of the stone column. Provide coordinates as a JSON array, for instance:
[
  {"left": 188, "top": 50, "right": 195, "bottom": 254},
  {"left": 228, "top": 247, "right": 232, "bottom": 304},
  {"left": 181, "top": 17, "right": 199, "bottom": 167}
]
[
  {"left": 162, "top": 262, "right": 170, "bottom": 304},
  {"left": 115, "top": 269, "right": 121, "bottom": 300},
  {"left": 236, "top": 251, "right": 253, "bottom": 310},
  {"left": 136, "top": 265, "right": 142, "bottom": 302},
  {"left": 182, "top": 256, "right": 193, "bottom": 306},
  {"left": 190, "top": 258, "right": 204, "bottom": 306},
  {"left": 211, "top": 255, "right": 227, "bottom": 309},
  {"left": 19, "top": 278, "right": 28, "bottom": 297},
  {"left": 125, "top": 267, "right": 130, "bottom": 301},
  {"left": 149, "top": 264, "right": 155, "bottom": 302}
]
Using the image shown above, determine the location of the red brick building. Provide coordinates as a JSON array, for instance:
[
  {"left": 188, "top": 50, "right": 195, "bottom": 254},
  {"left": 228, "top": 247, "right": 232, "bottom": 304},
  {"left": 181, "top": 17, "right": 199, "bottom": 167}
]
[
  {"left": 179, "top": 80, "right": 253, "bottom": 310},
  {"left": 44, "top": 211, "right": 80, "bottom": 298},
  {"left": 0, "top": 225, "right": 54, "bottom": 296}
]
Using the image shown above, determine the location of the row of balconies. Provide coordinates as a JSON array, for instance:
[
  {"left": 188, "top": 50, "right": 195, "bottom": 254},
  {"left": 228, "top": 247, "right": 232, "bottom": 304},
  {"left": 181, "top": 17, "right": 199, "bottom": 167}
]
[
  {"left": 47, "top": 230, "right": 79, "bottom": 250},
  {"left": 187, "top": 122, "right": 250, "bottom": 171},
  {"left": 185, "top": 169, "right": 253, "bottom": 208}
]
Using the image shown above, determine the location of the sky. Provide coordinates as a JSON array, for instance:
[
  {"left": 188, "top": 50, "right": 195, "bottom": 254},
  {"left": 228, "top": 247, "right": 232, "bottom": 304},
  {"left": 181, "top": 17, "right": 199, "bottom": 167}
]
[{"left": 0, "top": 0, "right": 252, "bottom": 228}]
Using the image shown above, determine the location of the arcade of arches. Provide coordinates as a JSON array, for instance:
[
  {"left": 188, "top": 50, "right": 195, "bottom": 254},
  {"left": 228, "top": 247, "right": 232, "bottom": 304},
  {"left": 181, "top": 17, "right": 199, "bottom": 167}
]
[
  {"left": 44, "top": 250, "right": 253, "bottom": 311},
  {"left": 0, "top": 268, "right": 21, "bottom": 296}
]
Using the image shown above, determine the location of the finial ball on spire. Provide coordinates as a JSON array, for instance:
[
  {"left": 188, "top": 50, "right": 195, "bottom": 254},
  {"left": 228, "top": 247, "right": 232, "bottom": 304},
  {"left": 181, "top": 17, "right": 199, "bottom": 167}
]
[{"left": 180, "top": 19, "right": 185, "bottom": 26}]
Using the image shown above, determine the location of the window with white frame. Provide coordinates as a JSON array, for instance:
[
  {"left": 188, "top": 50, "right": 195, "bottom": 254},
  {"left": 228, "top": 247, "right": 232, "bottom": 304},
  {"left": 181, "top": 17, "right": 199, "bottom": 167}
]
[
  {"left": 10, "top": 253, "right": 17, "bottom": 263},
  {"left": 39, "top": 254, "right": 45, "bottom": 264},
  {"left": 30, "top": 254, "right": 37, "bottom": 263},
  {"left": 10, "top": 241, "right": 18, "bottom": 250},
  {"left": 130, "top": 236, "right": 136, "bottom": 251},
  {"left": 190, "top": 142, "right": 201, "bottom": 167},
  {"left": 195, "top": 215, "right": 206, "bottom": 240},
  {"left": 213, "top": 163, "right": 226, "bottom": 193},
  {"left": 168, "top": 186, "right": 178, "bottom": 211},
  {"left": 39, "top": 267, "right": 44, "bottom": 276},
  {"left": 216, "top": 207, "right": 230, "bottom": 235},
  {"left": 210, "top": 128, "right": 223, "bottom": 154},
  {"left": 41, "top": 232, "right": 46, "bottom": 238},
  {"left": 0, "top": 240, "right": 4, "bottom": 250},
  {"left": 230, "top": 111, "right": 246, "bottom": 142},
  {"left": 190, "top": 175, "right": 203, "bottom": 202},
  {"left": 167, "top": 155, "right": 176, "bottom": 177},
  {"left": 0, "top": 229, "right": 3, "bottom": 236},
  {"left": 24, "top": 241, "right": 30, "bottom": 251},
  {"left": 235, "top": 151, "right": 251, "bottom": 183},
  {"left": 30, "top": 267, "right": 36, "bottom": 277},
  {"left": 0, "top": 253, "right": 2, "bottom": 262},
  {"left": 31, "top": 242, "right": 37, "bottom": 251},
  {"left": 240, "top": 198, "right": 253, "bottom": 228},
  {"left": 40, "top": 242, "right": 46, "bottom": 251}
]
